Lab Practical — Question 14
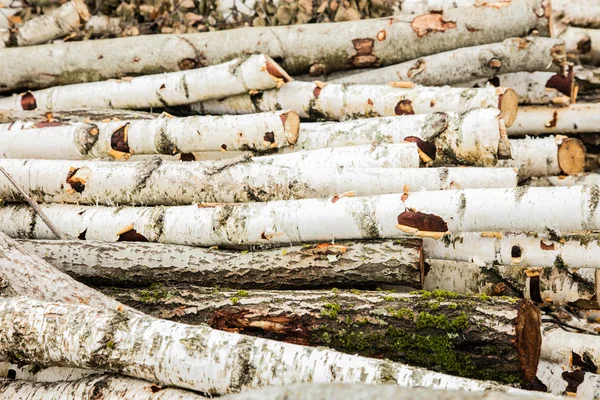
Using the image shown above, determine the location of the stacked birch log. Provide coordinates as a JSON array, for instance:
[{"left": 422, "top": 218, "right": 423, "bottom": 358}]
[{"left": 1, "top": 0, "right": 600, "bottom": 398}]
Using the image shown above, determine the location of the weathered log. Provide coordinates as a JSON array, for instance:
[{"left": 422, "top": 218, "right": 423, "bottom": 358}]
[
  {"left": 0, "top": 0, "right": 552, "bottom": 92},
  {"left": 561, "top": 27, "right": 600, "bottom": 66},
  {"left": 553, "top": 0, "right": 600, "bottom": 30},
  {"left": 0, "top": 159, "right": 517, "bottom": 205},
  {"left": 0, "top": 374, "right": 207, "bottom": 399},
  {"left": 16, "top": 239, "right": 423, "bottom": 289},
  {"left": 497, "top": 136, "right": 586, "bottom": 177},
  {"left": 293, "top": 109, "right": 507, "bottom": 167},
  {"left": 332, "top": 37, "right": 565, "bottom": 86},
  {"left": 536, "top": 360, "right": 600, "bottom": 399},
  {"left": 507, "top": 104, "right": 599, "bottom": 136},
  {"left": 2, "top": 186, "right": 600, "bottom": 246},
  {"left": 0, "top": 108, "right": 156, "bottom": 126},
  {"left": 0, "top": 110, "right": 300, "bottom": 159},
  {"left": 0, "top": 55, "right": 290, "bottom": 111},
  {"left": 0, "top": 0, "right": 89, "bottom": 48},
  {"left": 0, "top": 363, "right": 98, "bottom": 382},
  {"left": 530, "top": 174, "right": 600, "bottom": 187},
  {"left": 0, "top": 296, "right": 544, "bottom": 395},
  {"left": 193, "top": 81, "right": 519, "bottom": 127},
  {"left": 541, "top": 327, "right": 600, "bottom": 373}
]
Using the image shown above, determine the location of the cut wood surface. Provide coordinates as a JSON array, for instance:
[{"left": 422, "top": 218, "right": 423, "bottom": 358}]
[
  {"left": 0, "top": 0, "right": 552, "bottom": 92},
  {"left": 497, "top": 136, "right": 586, "bottom": 177},
  {"left": 293, "top": 109, "right": 506, "bottom": 167},
  {"left": 0, "top": 159, "right": 517, "bottom": 205},
  {"left": 0, "top": 55, "right": 290, "bottom": 111},
  {"left": 193, "top": 81, "right": 519, "bottom": 127},
  {"left": 2, "top": 186, "right": 600, "bottom": 246},
  {"left": 507, "top": 104, "right": 600, "bottom": 136},
  {"left": 0, "top": 296, "right": 545, "bottom": 395},
  {"left": 561, "top": 27, "right": 600, "bottom": 66},
  {"left": 100, "top": 286, "right": 542, "bottom": 385},
  {"left": 332, "top": 37, "right": 565, "bottom": 86},
  {"left": 17, "top": 239, "right": 424, "bottom": 289}
]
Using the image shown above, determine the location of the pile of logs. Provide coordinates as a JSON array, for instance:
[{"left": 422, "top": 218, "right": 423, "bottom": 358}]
[{"left": 1, "top": 0, "right": 600, "bottom": 398}]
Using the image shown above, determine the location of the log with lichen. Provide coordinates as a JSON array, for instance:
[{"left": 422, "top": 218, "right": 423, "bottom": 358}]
[{"left": 98, "top": 286, "right": 542, "bottom": 385}]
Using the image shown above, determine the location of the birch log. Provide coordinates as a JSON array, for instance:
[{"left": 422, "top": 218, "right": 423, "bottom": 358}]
[
  {"left": 332, "top": 37, "right": 566, "bottom": 86},
  {"left": 0, "top": 0, "right": 552, "bottom": 92},
  {"left": 194, "top": 81, "right": 519, "bottom": 127},
  {"left": 530, "top": 174, "right": 600, "bottom": 187},
  {"left": 0, "top": 111, "right": 300, "bottom": 159},
  {"left": 0, "top": 363, "right": 98, "bottom": 382},
  {"left": 507, "top": 104, "right": 600, "bottom": 136},
  {"left": 0, "top": 108, "right": 156, "bottom": 126},
  {"left": 3, "top": 186, "right": 600, "bottom": 246},
  {"left": 423, "top": 260, "right": 595, "bottom": 304},
  {"left": 561, "top": 27, "right": 600, "bottom": 66},
  {"left": 101, "top": 287, "right": 542, "bottom": 385},
  {"left": 553, "top": 0, "right": 600, "bottom": 29},
  {"left": 457, "top": 70, "right": 575, "bottom": 106},
  {"left": 0, "top": 159, "right": 517, "bottom": 205},
  {"left": 0, "top": 375, "right": 207, "bottom": 399},
  {"left": 0, "top": 55, "right": 290, "bottom": 111},
  {"left": 536, "top": 361, "right": 600, "bottom": 399},
  {"left": 17, "top": 239, "right": 424, "bottom": 289},
  {"left": 294, "top": 109, "right": 506, "bottom": 167},
  {"left": 541, "top": 327, "right": 600, "bottom": 373},
  {"left": 1, "top": 0, "right": 89, "bottom": 47},
  {"left": 0, "top": 297, "right": 546, "bottom": 395},
  {"left": 497, "top": 136, "right": 586, "bottom": 177}
]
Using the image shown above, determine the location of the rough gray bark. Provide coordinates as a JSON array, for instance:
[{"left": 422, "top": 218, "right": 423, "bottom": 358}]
[
  {"left": 0, "top": 0, "right": 551, "bottom": 92},
  {"left": 17, "top": 239, "right": 423, "bottom": 289}
]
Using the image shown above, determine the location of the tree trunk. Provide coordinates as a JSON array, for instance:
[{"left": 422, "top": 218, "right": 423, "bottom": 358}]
[
  {"left": 99, "top": 286, "right": 542, "bottom": 385},
  {"left": 553, "top": 0, "right": 600, "bottom": 29},
  {"left": 0, "top": 110, "right": 300, "bottom": 158},
  {"left": 193, "top": 81, "right": 519, "bottom": 127},
  {"left": 292, "top": 109, "right": 506, "bottom": 167},
  {"left": 0, "top": 0, "right": 551, "bottom": 92},
  {"left": 2, "top": 186, "right": 600, "bottom": 246},
  {"left": 541, "top": 327, "right": 600, "bottom": 373},
  {"left": 0, "top": 55, "right": 290, "bottom": 111},
  {"left": 0, "top": 108, "right": 156, "bottom": 126},
  {"left": 507, "top": 104, "right": 599, "bottom": 136},
  {"left": 423, "top": 259, "right": 595, "bottom": 304},
  {"left": 457, "top": 70, "right": 575, "bottom": 106},
  {"left": 0, "top": 374, "right": 207, "bottom": 399},
  {"left": 0, "top": 158, "right": 518, "bottom": 205},
  {"left": 561, "top": 27, "right": 600, "bottom": 66},
  {"left": 331, "top": 37, "right": 565, "bottom": 87},
  {"left": 530, "top": 173, "right": 600, "bottom": 187},
  {"left": 0, "top": 296, "right": 543, "bottom": 395},
  {"left": 497, "top": 136, "right": 586, "bottom": 177},
  {"left": 16, "top": 239, "right": 424, "bottom": 289},
  {"left": 1, "top": 0, "right": 89, "bottom": 48},
  {"left": 0, "top": 363, "right": 98, "bottom": 382},
  {"left": 536, "top": 360, "right": 600, "bottom": 399}
]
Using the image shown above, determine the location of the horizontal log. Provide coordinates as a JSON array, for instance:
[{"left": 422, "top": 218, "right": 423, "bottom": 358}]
[
  {"left": 553, "top": 0, "right": 600, "bottom": 29},
  {"left": 0, "top": 0, "right": 551, "bottom": 92},
  {"left": 0, "top": 55, "right": 290, "bottom": 111},
  {"left": 0, "top": 159, "right": 517, "bottom": 205},
  {"left": 193, "top": 81, "right": 519, "bottom": 127},
  {"left": 2, "top": 186, "right": 600, "bottom": 246},
  {"left": 536, "top": 360, "right": 600, "bottom": 398},
  {"left": 507, "top": 104, "right": 599, "bottom": 136},
  {"left": 530, "top": 174, "right": 600, "bottom": 187},
  {"left": 17, "top": 239, "right": 424, "bottom": 289},
  {"left": 0, "top": 296, "right": 542, "bottom": 394},
  {"left": 561, "top": 27, "right": 600, "bottom": 66},
  {"left": 0, "top": 108, "right": 156, "bottom": 126},
  {"left": 0, "top": 363, "right": 97, "bottom": 382},
  {"left": 332, "top": 37, "right": 565, "bottom": 86},
  {"left": 541, "top": 328, "right": 600, "bottom": 373}
]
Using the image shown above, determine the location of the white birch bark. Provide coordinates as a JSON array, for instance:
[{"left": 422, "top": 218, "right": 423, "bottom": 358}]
[
  {"left": 0, "top": 108, "right": 156, "bottom": 126},
  {"left": 4, "top": 0, "right": 89, "bottom": 47},
  {"left": 536, "top": 361, "right": 600, "bottom": 399},
  {"left": 332, "top": 37, "right": 565, "bottom": 86},
  {"left": 561, "top": 27, "right": 600, "bottom": 66},
  {"left": 293, "top": 109, "right": 505, "bottom": 167},
  {"left": 193, "top": 81, "right": 519, "bottom": 127},
  {"left": 507, "top": 104, "right": 600, "bottom": 136},
  {"left": 0, "top": 0, "right": 552, "bottom": 92},
  {"left": 457, "top": 71, "right": 574, "bottom": 106},
  {"left": 2, "top": 186, "right": 600, "bottom": 246},
  {"left": 0, "top": 111, "right": 299, "bottom": 158},
  {"left": 553, "top": 0, "right": 600, "bottom": 29},
  {"left": 0, "top": 363, "right": 98, "bottom": 382},
  {"left": 0, "top": 158, "right": 516, "bottom": 205},
  {"left": 0, "top": 55, "right": 290, "bottom": 111},
  {"left": 0, "top": 296, "right": 548, "bottom": 395},
  {"left": 18, "top": 239, "right": 424, "bottom": 288},
  {"left": 0, "top": 374, "right": 207, "bottom": 399},
  {"left": 541, "top": 328, "right": 600, "bottom": 373},
  {"left": 424, "top": 232, "right": 600, "bottom": 270},
  {"left": 497, "top": 136, "right": 586, "bottom": 177},
  {"left": 254, "top": 143, "right": 420, "bottom": 168},
  {"left": 530, "top": 174, "right": 600, "bottom": 187},
  {"left": 397, "top": 0, "right": 512, "bottom": 14}
]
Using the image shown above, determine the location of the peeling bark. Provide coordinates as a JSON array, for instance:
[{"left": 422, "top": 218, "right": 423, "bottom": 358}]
[
  {"left": 0, "top": 55, "right": 290, "bottom": 111},
  {"left": 536, "top": 361, "right": 600, "bottom": 399},
  {"left": 17, "top": 239, "right": 423, "bottom": 289},
  {"left": 541, "top": 327, "right": 600, "bottom": 373},
  {"left": 0, "top": 296, "right": 545, "bottom": 395},
  {"left": 0, "top": 0, "right": 551, "bottom": 92},
  {"left": 507, "top": 104, "right": 600, "bottom": 136},
  {"left": 193, "top": 81, "right": 518, "bottom": 127},
  {"left": 100, "top": 286, "right": 542, "bottom": 385},
  {"left": 332, "top": 37, "right": 565, "bottom": 87}
]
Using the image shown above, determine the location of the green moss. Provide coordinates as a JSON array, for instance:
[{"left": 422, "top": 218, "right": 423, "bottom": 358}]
[
  {"left": 383, "top": 295, "right": 394, "bottom": 302},
  {"left": 554, "top": 255, "right": 568, "bottom": 270},
  {"left": 321, "top": 331, "right": 332, "bottom": 344},
  {"left": 230, "top": 297, "right": 240, "bottom": 305},
  {"left": 320, "top": 302, "right": 340, "bottom": 319},
  {"left": 350, "top": 289, "right": 361, "bottom": 295},
  {"left": 476, "top": 293, "right": 492, "bottom": 302},
  {"left": 415, "top": 312, "right": 469, "bottom": 333},
  {"left": 427, "top": 300, "right": 440, "bottom": 310},
  {"left": 235, "top": 290, "right": 249, "bottom": 297},
  {"left": 106, "top": 340, "right": 115, "bottom": 349},
  {"left": 446, "top": 302, "right": 458, "bottom": 309},
  {"left": 395, "top": 308, "right": 415, "bottom": 320},
  {"left": 138, "top": 282, "right": 170, "bottom": 304}
]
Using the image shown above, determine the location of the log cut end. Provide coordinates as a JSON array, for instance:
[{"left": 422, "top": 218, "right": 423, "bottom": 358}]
[
  {"left": 281, "top": 110, "right": 300, "bottom": 145},
  {"left": 498, "top": 88, "right": 518, "bottom": 128},
  {"left": 265, "top": 56, "right": 292, "bottom": 85},
  {"left": 558, "top": 137, "right": 586, "bottom": 175},
  {"left": 73, "top": 0, "right": 91, "bottom": 21},
  {"left": 515, "top": 299, "right": 542, "bottom": 384},
  {"left": 545, "top": 67, "right": 575, "bottom": 99},
  {"left": 496, "top": 119, "right": 512, "bottom": 160}
]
